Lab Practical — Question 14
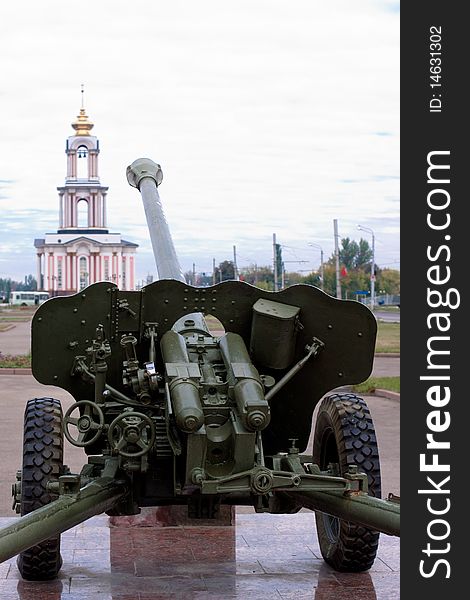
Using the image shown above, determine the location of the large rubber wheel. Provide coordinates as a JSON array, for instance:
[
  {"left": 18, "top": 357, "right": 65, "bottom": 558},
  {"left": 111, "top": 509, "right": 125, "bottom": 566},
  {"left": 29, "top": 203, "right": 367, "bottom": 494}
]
[
  {"left": 17, "top": 398, "right": 64, "bottom": 580},
  {"left": 313, "top": 393, "right": 381, "bottom": 572}
]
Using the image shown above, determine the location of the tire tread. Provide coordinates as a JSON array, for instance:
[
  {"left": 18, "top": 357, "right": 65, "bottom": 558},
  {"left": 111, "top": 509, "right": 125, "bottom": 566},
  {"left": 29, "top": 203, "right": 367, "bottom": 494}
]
[
  {"left": 313, "top": 393, "right": 381, "bottom": 572},
  {"left": 17, "top": 397, "right": 63, "bottom": 580}
]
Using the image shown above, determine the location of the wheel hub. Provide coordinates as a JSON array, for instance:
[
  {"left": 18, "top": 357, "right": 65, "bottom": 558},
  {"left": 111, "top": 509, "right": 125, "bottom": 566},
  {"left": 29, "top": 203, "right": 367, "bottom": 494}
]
[{"left": 78, "top": 416, "right": 91, "bottom": 431}]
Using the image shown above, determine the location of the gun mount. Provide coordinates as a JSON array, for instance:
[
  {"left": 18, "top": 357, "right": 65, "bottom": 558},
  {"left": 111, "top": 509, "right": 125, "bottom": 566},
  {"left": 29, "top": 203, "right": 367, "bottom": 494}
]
[{"left": 0, "top": 158, "right": 399, "bottom": 579}]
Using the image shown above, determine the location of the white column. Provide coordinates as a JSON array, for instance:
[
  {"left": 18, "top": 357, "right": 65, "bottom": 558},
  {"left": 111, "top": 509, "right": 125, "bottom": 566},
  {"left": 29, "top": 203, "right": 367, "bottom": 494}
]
[
  {"left": 116, "top": 254, "right": 119, "bottom": 284},
  {"left": 52, "top": 254, "right": 56, "bottom": 292},
  {"left": 122, "top": 256, "right": 127, "bottom": 290},
  {"left": 59, "top": 194, "right": 63, "bottom": 228},
  {"left": 67, "top": 193, "right": 71, "bottom": 227},
  {"left": 36, "top": 254, "right": 42, "bottom": 291},
  {"left": 96, "top": 194, "right": 101, "bottom": 227},
  {"left": 71, "top": 152, "right": 76, "bottom": 178},
  {"left": 94, "top": 194, "right": 98, "bottom": 227},
  {"left": 71, "top": 195, "right": 75, "bottom": 227},
  {"left": 102, "top": 193, "right": 107, "bottom": 227},
  {"left": 66, "top": 254, "right": 70, "bottom": 290},
  {"left": 67, "top": 153, "right": 73, "bottom": 178},
  {"left": 130, "top": 256, "right": 135, "bottom": 291},
  {"left": 71, "top": 255, "right": 75, "bottom": 292},
  {"left": 87, "top": 197, "right": 92, "bottom": 228}
]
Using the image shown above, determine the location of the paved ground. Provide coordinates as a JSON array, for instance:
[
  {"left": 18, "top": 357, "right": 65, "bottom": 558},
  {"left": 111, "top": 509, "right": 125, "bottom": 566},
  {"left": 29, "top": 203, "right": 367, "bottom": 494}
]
[
  {"left": 372, "top": 356, "right": 400, "bottom": 377},
  {"left": 0, "top": 322, "right": 30, "bottom": 356},
  {"left": 0, "top": 375, "right": 83, "bottom": 515},
  {"left": 0, "top": 513, "right": 399, "bottom": 599}
]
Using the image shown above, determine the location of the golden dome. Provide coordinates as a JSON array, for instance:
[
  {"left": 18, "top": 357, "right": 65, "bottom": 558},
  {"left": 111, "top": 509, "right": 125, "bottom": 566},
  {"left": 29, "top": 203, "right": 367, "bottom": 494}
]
[{"left": 72, "top": 107, "right": 94, "bottom": 136}]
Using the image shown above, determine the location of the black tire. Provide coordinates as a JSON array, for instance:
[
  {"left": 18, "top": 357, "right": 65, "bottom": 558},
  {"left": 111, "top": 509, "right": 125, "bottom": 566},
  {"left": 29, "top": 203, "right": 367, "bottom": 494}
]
[
  {"left": 17, "top": 398, "right": 64, "bottom": 580},
  {"left": 313, "top": 393, "right": 381, "bottom": 572}
]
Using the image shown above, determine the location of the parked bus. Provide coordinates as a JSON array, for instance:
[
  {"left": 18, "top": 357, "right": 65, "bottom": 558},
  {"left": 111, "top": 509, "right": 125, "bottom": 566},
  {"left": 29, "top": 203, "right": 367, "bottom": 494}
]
[{"left": 9, "top": 291, "right": 50, "bottom": 306}]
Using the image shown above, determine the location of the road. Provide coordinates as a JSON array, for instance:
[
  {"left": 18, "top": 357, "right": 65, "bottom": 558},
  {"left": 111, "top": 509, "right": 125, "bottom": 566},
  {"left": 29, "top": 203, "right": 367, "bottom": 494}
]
[
  {"left": 373, "top": 355, "right": 399, "bottom": 377},
  {"left": 374, "top": 310, "right": 400, "bottom": 323},
  {"left": 0, "top": 321, "right": 30, "bottom": 355}
]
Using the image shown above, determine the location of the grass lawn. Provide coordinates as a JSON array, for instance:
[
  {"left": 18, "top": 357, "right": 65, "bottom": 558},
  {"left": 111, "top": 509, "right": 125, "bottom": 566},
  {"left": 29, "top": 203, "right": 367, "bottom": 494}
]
[
  {"left": 0, "top": 353, "right": 31, "bottom": 368},
  {"left": 353, "top": 376, "right": 400, "bottom": 394},
  {"left": 375, "top": 321, "right": 400, "bottom": 353},
  {"left": 0, "top": 316, "right": 31, "bottom": 322}
]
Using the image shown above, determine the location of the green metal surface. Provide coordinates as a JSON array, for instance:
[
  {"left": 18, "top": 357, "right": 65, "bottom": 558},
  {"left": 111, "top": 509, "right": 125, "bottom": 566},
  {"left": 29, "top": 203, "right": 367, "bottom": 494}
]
[
  {"left": 32, "top": 279, "right": 376, "bottom": 454},
  {"left": 0, "top": 476, "right": 127, "bottom": 564},
  {"left": 288, "top": 490, "right": 400, "bottom": 537}
]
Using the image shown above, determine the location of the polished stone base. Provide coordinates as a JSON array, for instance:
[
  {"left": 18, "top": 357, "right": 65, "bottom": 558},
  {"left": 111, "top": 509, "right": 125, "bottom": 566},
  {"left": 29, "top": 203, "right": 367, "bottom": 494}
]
[
  {"left": 109, "top": 505, "right": 235, "bottom": 528},
  {"left": 0, "top": 511, "right": 399, "bottom": 599}
]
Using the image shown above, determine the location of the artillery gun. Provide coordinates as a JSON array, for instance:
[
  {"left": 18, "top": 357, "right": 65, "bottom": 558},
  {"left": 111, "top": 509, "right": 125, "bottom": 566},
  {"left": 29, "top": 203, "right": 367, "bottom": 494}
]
[{"left": 0, "top": 158, "right": 399, "bottom": 579}]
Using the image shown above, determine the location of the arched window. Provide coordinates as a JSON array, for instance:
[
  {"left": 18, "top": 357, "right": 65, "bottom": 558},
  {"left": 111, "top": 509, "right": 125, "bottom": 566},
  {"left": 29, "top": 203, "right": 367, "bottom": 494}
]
[
  {"left": 79, "top": 257, "right": 88, "bottom": 290},
  {"left": 77, "top": 198, "right": 88, "bottom": 228},
  {"left": 77, "top": 146, "right": 88, "bottom": 179}
]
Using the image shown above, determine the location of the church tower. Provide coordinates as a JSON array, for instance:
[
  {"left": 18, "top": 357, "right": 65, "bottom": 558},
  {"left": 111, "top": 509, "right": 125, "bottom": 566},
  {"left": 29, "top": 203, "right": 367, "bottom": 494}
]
[
  {"left": 58, "top": 96, "right": 107, "bottom": 231},
  {"left": 35, "top": 91, "right": 138, "bottom": 295}
]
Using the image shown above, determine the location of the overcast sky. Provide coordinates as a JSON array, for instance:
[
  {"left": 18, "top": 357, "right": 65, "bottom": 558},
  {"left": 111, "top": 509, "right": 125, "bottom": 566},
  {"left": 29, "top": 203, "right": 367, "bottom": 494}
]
[{"left": 0, "top": 0, "right": 399, "bottom": 285}]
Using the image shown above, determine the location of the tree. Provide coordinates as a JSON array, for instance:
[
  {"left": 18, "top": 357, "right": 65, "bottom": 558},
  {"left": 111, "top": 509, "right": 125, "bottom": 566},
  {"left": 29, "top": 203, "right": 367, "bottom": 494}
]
[
  {"left": 17, "top": 275, "right": 37, "bottom": 291},
  {"left": 240, "top": 264, "right": 275, "bottom": 289},
  {"left": 338, "top": 238, "right": 360, "bottom": 270},
  {"left": 377, "top": 269, "right": 400, "bottom": 295},
  {"left": 319, "top": 237, "right": 378, "bottom": 298},
  {"left": 355, "top": 238, "right": 373, "bottom": 269},
  {"left": 1, "top": 275, "right": 37, "bottom": 299},
  {"left": 283, "top": 271, "right": 304, "bottom": 286},
  {"left": 335, "top": 237, "right": 373, "bottom": 270},
  {"left": 214, "top": 260, "right": 235, "bottom": 282},
  {"left": 337, "top": 268, "right": 372, "bottom": 300},
  {"left": 0, "top": 278, "right": 12, "bottom": 301},
  {"left": 297, "top": 264, "right": 337, "bottom": 296}
]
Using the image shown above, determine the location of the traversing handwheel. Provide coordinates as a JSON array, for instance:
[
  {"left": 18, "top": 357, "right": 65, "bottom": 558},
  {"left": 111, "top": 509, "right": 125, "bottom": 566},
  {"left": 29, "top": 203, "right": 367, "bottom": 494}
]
[
  {"left": 108, "top": 411, "right": 156, "bottom": 458},
  {"left": 64, "top": 400, "right": 105, "bottom": 447}
]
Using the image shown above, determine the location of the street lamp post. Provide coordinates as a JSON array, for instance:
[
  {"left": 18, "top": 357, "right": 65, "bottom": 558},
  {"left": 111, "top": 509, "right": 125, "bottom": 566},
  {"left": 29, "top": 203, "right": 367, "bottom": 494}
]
[
  {"left": 357, "top": 225, "right": 375, "bottom": 310},
  {"left": 308, "top": 242, "right": 324, "bottom": 290}
]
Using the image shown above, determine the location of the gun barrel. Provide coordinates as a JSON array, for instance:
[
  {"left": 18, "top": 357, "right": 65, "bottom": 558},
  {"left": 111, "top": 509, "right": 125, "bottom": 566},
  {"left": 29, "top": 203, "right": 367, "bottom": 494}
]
[
  {"left": 127, "top": 158, "right": 185, "bottom": 282},
  {"left": 0, "top": 477, "right": 127, "bottom": 564}
]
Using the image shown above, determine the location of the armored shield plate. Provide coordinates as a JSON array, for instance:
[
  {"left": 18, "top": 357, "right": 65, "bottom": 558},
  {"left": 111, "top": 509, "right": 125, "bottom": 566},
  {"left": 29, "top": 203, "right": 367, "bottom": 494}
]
[{"left": 32, "top": 280, "right": 376, "bottom": 454}]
